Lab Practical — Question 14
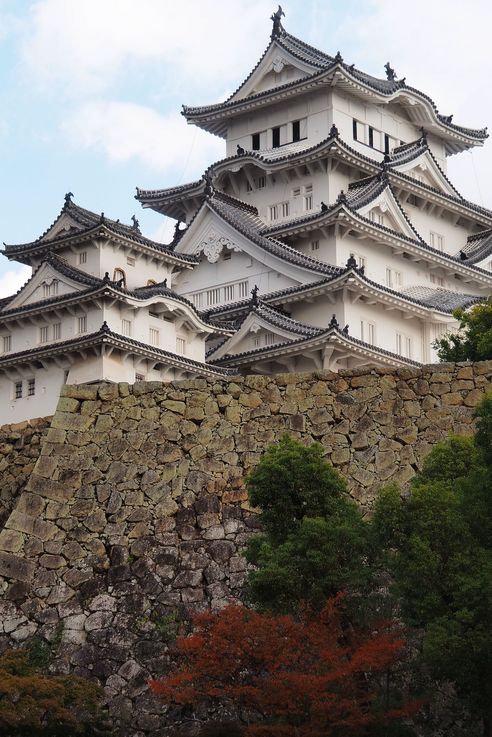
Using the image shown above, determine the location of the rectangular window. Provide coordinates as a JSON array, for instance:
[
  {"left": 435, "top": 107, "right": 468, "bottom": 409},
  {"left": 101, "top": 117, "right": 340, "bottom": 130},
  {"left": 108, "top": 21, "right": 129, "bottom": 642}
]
[
  {"left": 126, "top": 256, "right": 135, "bottom": 266},
  {"left": 2, "top": 335, "right": 11, "bottom": 353},
  {"left": 39, "top": 326, "right": 49, "bottom": 343},
  {"left": 264, "top": 332, "right": 276, "bottom": 345},
  {"left": 224, "top": 284, "right": 235, "bottom": 302},
  {"left": 53, "top": 323, "right": 61, "bottom": 340},
  {"left": 121, "top": 319, "right": 132, "bottom": 336},
  {"left": 292, "top": 187, "right": 301, "bottom": 198},
  {"left": 77, "top": 316, "right": 87, "bottom": 334},
  {"left": 304, "top": 195, "right": 313, "bottom": 211},
  {"left": 206, "top": 288, "right": 221, "bottom": 306},
  {"left": 361, "top": 320, "right": 375, "bottom": 344},
  {"left": 269, "top": 205, "right": 278, "bottom": 221},
  {"left": 78, "top": 251, "right": 87, "bottom": 265},
  {"left": 257, "top": 176, "right": 266, "bottom": 189},
  {"left": 272, "top": 126, "right": 280, "bottom": 148},
  {"left": 246, "top": 180, "right": 253, "bottom": 193},
  {"left": 14, "top": 381, "right": 22, "bottom": 400},
  {"left": 51, "top": 281, "right": 58, "bottom": 296},
  {"left": 252, "top": 132, "right": 260, "bottom": 150},
  {"left": 406, "top": 337, "right": 412, "bottom": 358},
  {"left": 386, "top": 268, "right": 402, "bottom": 288},
  {"left": 396, "top": 333, "right": 412, "bottom": 357},
  {"left": 43, "top": 284, "right": 50, "bottom": 298},
  {"left": 149, "top": 327, "right": 159, "bottom": 346},
  {"left": 311, "top": 240, "right": 320, "bottom": 251},
  {"left": 430, "top": 273, "right": 444, "bottom": 286},
  {"left": 238, "top": 281, "right": 249, "bottom": 299},
  {"left": 253, "top": 336, "right": 260, "bottom": 348},
  {"left": 384, "top": 134, "right": 390, "bottom": 154},
  {"left": 135, "top": 373, "right": 145, "bottom": 381},
  {"left": 368, "top": 127, "right": 374, "bottom": 148},
  {"left": 369, "top": 210, "right": 384, "bottom": 225},
  {"left": 396, "top": 332, "right": 402, "bottom": 355},
  {"left": 281, "top": 202, "right": 290, "bottom": 218},
  {"left": 176, "top": 337, "right": 186, "bottom": 355},
  {"left": 292, "top": 120, "right": 300, "bottom": 142},
  {"left": 27, "top": 378, "right": 35, "bottom": 397},
  {"left": 353, "top": 118, "right": 358, "bottom": 141},
  {"left": 430, "top": 232, "right": 444, "bottom": 251}
]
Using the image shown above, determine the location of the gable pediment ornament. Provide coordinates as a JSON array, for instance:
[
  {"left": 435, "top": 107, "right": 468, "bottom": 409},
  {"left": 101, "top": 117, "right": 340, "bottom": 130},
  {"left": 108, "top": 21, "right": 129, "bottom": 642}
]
[
  {"left": 272, "top": 55, "right": 288, "bottom": 73},
  {"left": 197, "top": 231, "right": 241, "bottom": 263}
]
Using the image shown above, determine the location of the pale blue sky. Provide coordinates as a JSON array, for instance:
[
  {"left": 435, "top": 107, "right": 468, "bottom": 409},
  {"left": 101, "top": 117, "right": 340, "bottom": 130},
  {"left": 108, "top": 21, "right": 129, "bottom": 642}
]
[{"left": 1, "top": 0, "right": 492, "bottom": 296}]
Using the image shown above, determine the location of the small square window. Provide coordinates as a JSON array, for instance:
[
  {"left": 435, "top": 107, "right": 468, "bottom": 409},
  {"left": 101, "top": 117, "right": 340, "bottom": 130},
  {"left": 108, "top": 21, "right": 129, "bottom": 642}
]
[
  {"left": 310, "top": 240, "right": 320, "bottom": 251},
  {"left": 126, "top": 256, "right": 135, "bottom": 266},
  {"left": 135, "top": 373, "right": 145, "bottom": 381}
]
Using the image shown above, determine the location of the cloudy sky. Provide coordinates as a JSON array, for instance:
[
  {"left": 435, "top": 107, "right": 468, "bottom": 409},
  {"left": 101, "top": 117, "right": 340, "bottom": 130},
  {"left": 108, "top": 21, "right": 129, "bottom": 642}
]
[{"left": 1, "top": 0, "right": 492, "bottom": 296}]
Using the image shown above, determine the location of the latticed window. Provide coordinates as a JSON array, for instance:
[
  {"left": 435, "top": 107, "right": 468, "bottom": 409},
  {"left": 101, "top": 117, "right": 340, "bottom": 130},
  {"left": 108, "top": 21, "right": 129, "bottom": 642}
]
[
  {"left": 121, "top": 319, "right": 132, "bottom": 336},
  {"left": 176, "top": 337, "right": 186, "bottom": 355},
  {"left": 28, "top": 378, "right": 35, "bottom": 396},
  {"left": 53, "top": 323, "right": 61, "bottom": 340},
  {"left": 207, "top": 288, "right": 220, "bottom": 306},
  {"left": 149, "top": 328, "right": 159, "bottom": 346},
  {"left": 2, "top": 335, "right": 11, "bottom": 353},
  {"left": 39, "top": 326, "right": 49, "bottom": 343},
  {"left": 224, "top": 285, "right": 235, "bottom": 302},
  {"left": 77, "top": 316, "right": 87, "bottom": 334},
  {"left": 14, "top": 381, "right": 22, "bottom": 399},
  {"left": 238, "top": 281, "right": 249, "bottom": 299}
]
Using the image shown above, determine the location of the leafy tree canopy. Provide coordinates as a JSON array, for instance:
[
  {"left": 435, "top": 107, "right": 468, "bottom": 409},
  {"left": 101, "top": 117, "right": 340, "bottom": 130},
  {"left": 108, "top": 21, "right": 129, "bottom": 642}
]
[
  {"left": 373, "top": 398, "right": 492, "bottom": 734},
  {"left": 151, "top": 598, "right": 417, "bottom": 737},
  {"left": 433, "top": 299, "right": 492, "bottom": 362},
  {"left": 245, "top": 435, "right": 372, "bottom": 613}
]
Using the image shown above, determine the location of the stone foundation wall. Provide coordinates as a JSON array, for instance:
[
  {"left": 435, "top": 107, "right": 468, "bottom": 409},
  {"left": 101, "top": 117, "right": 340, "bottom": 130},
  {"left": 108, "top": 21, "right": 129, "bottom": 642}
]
[
  {"left": 0, "top": 363, "right": 491, "bottom": 736},
  {"left": 0, "top": 417, "right": 51, "bottom": 528}
]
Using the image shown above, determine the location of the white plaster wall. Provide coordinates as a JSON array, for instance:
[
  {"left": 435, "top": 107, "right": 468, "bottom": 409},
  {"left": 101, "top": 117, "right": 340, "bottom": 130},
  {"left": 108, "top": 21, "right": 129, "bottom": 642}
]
[
  {"left": 0, "top": 365, "right": 66, "bottom": 424},
  {"left": 403, "top": 201, "right": 475, "bottom": 254}
]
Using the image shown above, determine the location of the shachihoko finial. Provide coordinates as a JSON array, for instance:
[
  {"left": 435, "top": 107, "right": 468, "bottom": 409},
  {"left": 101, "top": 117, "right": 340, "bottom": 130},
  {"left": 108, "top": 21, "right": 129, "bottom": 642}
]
[
  {"left": 384, "top": 62, "right": 396, "bottom": 81},
  {"left": 270, "top": 5, "right": 285, "bottom": 39},
  {"left": 64, "top": 191, "right": 74, "bottom": 205},
  {"left": 251, "top": 284, "right": 259, "bottom": 305}
]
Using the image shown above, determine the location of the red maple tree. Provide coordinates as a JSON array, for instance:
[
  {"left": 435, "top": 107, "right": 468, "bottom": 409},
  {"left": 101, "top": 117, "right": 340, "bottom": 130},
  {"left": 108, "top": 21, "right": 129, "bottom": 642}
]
[{"left": 151, "top": 596, "right": 418, "bottom": 736}]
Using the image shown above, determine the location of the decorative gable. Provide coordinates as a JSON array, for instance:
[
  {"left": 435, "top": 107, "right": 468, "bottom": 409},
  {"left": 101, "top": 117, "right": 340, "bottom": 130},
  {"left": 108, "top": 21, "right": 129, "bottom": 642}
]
[
  {"left": 40, "top": 213, "right": 86, "bottom": 243},
  {"left": 357, "top": 188, "right": 421, "bottom": 242},
  {"left": 2, "top": 262, "right": 88, "bottom": 312}
]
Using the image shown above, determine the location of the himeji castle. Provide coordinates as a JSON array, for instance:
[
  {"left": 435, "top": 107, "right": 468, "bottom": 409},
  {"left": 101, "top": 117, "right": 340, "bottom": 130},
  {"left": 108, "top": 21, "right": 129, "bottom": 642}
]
[{"left": 2, "top": 8, "right": 492, "bottom": 422}]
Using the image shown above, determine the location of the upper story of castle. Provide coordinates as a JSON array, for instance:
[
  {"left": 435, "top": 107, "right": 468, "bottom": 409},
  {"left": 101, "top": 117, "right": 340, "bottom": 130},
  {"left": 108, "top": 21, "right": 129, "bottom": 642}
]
[{"left": 182, "top": 8, "right": 487, "bottom": 173}]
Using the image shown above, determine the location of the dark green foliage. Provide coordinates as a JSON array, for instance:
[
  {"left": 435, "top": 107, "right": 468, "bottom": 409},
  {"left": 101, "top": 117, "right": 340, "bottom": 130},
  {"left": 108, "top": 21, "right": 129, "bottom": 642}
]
[
  {"left": 246, "top": 434, "right": 347, "bottom": 544},
  {"left": 245, "top": 434, "right": 372, "bottom": 613},
  {"left": 433, "top": 299, "right": 492, "bottom": 362},
  {"left": 373, "top": 399, "right": 492, "bottom": 733}
]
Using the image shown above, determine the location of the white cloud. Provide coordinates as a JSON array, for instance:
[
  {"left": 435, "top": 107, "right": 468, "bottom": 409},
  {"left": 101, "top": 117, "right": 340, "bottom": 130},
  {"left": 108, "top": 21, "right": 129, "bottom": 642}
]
[
  {"left": 62, "top": 101, "right": 225, "bottom": 176},
  {"left": 0, "top": 264, "right": 31, "bottom": 299},
  {"left": 347, "top": 0, "right": 492, "bottom": 204},
  {"left": 22, "top": 0, "right": 272, "bottom": 96}
]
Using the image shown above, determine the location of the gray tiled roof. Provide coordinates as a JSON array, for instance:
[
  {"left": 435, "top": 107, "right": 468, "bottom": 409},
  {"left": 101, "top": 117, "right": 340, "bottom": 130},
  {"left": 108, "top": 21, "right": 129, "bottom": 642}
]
[
  {"left": 183, "top": 29, "right": 487, "bottom": 143},
  {"left": 457, "top": 230, "right": 492, "bottom": 264},
  {"left": 207, "top": 192, "right": 344, "bottom": 276},
  {"left": 3, "top": 199, "right": 197, "bottom": 265},
  {"left": 400, "top": 286, "right": 482, "bottom": 311},
  {"left": 210, "top": 323, "right": 421, "bottom": 368}
]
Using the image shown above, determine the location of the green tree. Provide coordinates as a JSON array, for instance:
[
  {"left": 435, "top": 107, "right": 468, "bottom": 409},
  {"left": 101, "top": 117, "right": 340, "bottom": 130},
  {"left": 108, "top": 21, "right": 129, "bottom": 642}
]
[
  {"left": 433, "top": 299, "right": 492, "bottom": 361},
  {"left": 245, "top": 434, "right": 372, "bottom": 613},
  {"left": 373, "top": 407, "right": 492, "bottom": 737}
]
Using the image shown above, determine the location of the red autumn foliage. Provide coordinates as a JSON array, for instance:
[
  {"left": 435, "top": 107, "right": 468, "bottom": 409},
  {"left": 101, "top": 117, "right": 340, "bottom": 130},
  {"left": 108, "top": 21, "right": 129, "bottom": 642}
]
[{"left": 151, "top": 596, "right": 417, "bottom": 737}]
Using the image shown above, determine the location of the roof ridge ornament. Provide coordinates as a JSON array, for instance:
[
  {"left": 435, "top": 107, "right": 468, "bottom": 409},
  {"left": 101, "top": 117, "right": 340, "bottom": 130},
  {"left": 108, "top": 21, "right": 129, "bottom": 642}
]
[
  {"left": 100, "top": 321, "right": 110, "bottom": 333},
  {"left": 270, "top": 5, "right": 285, "bottom": 40},
  {"left": 334, "top": 51, "right": 343, "bottom": 63},
  {"left": 203, "top": 171, "right": 214, "bottom": 198},
  {"left": 329, "top": 313, "right": 339, "bottom": 329},
  {"left": 336, "top": 190, "right": 347, "bottom": 205},
  {"left": 346, "top": 254, "right": 357, "bottom": 269},
  {"left": 64, "top": 192, "right": 74, "bottom": 208},
  {"left": 329, "top": 123, "right": 339, "bottom": 138},
  {"left": 131, "top": 215, "right": 140, "bottom": 232},
  {"left": 384, "top": 62, "right": 396, "bottom": 81},
  {"left": 251, "top": 284, "right": 259, "bottom": 306}
]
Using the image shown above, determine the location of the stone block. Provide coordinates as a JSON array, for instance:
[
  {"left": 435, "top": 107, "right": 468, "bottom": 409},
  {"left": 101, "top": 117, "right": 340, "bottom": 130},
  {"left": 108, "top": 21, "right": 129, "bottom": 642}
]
[{"left": 0, "top": 552, "right": 35, "bottom": 582}]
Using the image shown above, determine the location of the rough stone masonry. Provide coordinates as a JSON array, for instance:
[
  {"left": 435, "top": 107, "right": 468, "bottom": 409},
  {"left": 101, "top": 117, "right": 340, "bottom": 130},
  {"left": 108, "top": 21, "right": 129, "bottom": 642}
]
[{"left": 0, "top": 362, "right": 490, "bottom": 736}]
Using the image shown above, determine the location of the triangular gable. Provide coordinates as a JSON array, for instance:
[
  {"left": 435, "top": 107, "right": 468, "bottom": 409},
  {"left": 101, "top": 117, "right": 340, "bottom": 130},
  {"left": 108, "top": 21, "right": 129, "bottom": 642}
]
[
  {"left": 39, "top": 211, "right": 88, "bottom": 243},
  {"left": 391, "top": 149, "right": 460, "bottom": 197},
  {"left": 208, "top": 309, "right": 309, "bottom": 360},
  {"left": 357, "top": 187, "right": 421, "bottom": 242},
  {"left": 2, "top": 261, "right": 91, "bottom": 312},
  {"left": 174, "top": 202, "right": 326, "bottom": 284},
  {"left": 229, "top": 41, "right": 319, "bottom": 102}
]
